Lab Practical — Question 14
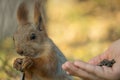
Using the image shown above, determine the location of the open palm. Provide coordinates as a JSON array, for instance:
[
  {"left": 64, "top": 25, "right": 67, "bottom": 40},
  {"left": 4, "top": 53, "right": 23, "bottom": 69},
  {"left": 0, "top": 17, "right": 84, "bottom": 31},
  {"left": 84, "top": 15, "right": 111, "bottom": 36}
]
[{"left": 62, "top": 39, "right": 120, "bottom": 80}]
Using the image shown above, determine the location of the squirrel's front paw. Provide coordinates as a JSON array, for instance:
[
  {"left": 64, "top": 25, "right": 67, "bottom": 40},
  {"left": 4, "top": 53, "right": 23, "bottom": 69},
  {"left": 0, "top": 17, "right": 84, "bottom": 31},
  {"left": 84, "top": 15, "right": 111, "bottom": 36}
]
[
  {"left": 22, "top": 57, "right": 33, "bottom": 71},
  {"left": 13, "top": 58, "right": 23, "bottom": 72},
  {"left": 13, "top": 57, "right": 33, "bottom": 72}
]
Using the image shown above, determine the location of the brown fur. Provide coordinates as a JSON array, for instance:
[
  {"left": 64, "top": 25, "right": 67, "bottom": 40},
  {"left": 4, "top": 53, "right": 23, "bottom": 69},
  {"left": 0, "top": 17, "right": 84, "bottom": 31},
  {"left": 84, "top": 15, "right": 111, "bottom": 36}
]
[
  {"left": 34, "top": 2, "right": 41, "bottom": 25},
  {"left": 13, "top": 0, "right": 73, "bottom": 80},
  {"left": 17, "top": 2, "right": 28, "bottom": 25}
]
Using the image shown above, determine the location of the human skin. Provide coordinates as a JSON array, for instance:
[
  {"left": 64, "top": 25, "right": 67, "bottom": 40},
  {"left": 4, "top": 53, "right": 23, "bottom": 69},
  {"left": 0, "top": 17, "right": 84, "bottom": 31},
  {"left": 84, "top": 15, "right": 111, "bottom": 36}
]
[{"left": 62, "top": 39, "right": 120, "bottom": 80}]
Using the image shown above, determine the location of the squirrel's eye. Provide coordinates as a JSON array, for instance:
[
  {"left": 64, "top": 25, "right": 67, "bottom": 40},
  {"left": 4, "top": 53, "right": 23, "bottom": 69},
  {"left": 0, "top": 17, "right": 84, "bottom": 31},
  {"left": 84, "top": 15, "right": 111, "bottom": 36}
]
[{"left": 30, "top": 33, "right": 36, "bottom": 40}]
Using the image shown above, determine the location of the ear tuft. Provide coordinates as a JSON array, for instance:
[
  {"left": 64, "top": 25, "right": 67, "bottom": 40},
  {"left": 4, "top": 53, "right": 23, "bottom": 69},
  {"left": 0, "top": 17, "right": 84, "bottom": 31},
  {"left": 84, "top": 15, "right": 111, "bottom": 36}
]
[{"left": 17, "top": 2, "right": 28, "bottom": 25}]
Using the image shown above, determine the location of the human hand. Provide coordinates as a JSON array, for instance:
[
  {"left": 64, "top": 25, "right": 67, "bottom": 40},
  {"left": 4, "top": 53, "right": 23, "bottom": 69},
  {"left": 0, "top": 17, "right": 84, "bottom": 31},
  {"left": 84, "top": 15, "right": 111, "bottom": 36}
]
[{"left": 62, "top": 39, "right": 120, "bottom": 80}]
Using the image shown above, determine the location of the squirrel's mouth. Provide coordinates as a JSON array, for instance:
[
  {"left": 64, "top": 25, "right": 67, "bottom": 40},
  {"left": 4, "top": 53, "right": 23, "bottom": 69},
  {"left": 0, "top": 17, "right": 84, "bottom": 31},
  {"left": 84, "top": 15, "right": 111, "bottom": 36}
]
[{"left": 23, "top": 53, "right": 40, "bottom": 58}]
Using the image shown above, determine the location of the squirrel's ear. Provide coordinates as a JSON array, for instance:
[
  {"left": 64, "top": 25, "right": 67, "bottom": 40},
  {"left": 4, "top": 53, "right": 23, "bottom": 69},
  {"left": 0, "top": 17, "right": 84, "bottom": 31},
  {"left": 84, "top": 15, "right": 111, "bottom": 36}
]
[
  {"left": 34, "top": 2, "right": 40, "bottom": 25},
  {"left": 17, "top": 2, "right": 28, "bottom": 25},
  {"left": 34, "top": 2, "right": 44, "bottom": 31}
]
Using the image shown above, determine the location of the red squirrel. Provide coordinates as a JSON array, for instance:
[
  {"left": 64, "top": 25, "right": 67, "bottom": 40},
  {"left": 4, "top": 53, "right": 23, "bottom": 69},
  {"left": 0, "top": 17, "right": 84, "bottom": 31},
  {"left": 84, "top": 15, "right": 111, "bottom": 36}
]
[{"left": 13, "top": 0, "right": 73, "bottom": 80}]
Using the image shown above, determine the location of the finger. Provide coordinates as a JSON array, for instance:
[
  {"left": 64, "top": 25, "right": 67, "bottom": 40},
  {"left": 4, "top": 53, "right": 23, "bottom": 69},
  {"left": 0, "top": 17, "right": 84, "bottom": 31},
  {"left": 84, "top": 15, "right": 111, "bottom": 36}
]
[
  {"left": 74, "top": 60, "right": 114, "bottom": 79},
  {"left": 62, "top": 61, "right": 76, "bottom": 73},
  {"left": 62, "top": 62, "right": 102, "bottom": 80},
  {"left": 62, "top": 61, "right": 80, "bottom": 76}
]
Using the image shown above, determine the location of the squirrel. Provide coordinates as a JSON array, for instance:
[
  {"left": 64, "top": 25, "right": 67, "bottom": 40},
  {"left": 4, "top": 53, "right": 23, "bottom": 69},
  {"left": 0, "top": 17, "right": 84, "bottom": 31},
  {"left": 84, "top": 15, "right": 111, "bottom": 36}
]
[{"left": 13, "top": 0, "right": 73, "bottom": 80}]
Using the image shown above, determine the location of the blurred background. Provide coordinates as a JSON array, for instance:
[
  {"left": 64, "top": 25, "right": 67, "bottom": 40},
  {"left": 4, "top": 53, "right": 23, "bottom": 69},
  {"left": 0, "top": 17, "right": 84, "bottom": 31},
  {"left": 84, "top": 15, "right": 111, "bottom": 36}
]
[{"left": 0, "top": 0, "right": 120, "bottom": 80}]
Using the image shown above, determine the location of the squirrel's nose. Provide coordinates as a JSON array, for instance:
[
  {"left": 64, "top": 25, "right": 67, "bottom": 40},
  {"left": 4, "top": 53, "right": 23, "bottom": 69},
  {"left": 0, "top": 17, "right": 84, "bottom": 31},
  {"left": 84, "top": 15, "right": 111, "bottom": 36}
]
[{"left": 17, "top": 49, "right": 24, "bottom": 55}]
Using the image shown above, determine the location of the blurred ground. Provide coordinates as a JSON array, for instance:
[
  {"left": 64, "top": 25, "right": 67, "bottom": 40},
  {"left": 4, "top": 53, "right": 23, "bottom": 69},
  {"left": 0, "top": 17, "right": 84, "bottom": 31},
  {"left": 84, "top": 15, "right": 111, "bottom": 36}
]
[{"left": 0, "top": 0, "right": 120, "bottom": 80}]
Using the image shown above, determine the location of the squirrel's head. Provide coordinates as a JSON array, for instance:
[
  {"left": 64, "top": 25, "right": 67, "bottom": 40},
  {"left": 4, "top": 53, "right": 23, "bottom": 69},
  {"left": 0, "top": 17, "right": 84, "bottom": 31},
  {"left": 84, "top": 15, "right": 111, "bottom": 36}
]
[{"left": 13, "top": 1, "right": 48, "bottom": 58}]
